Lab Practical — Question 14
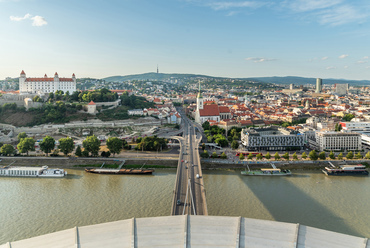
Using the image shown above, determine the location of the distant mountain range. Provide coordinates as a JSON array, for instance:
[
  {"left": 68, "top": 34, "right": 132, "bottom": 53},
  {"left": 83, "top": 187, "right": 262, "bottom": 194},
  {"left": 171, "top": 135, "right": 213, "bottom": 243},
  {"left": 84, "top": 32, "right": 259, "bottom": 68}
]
[{"left": 102, "top": 73, "right": 370, "bottom": 86}]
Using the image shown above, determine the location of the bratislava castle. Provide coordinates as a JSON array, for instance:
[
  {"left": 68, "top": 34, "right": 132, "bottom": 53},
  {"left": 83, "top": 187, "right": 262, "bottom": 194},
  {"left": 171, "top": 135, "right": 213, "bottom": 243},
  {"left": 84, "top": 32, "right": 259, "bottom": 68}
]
[{"left": 19, "top": 70, "right": 77, "bottom": 94}]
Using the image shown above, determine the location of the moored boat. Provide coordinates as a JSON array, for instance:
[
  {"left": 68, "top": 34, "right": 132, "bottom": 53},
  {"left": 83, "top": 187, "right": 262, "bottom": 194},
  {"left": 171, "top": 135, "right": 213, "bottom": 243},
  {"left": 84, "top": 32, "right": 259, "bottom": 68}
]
[
  {"left": 241, "top": 168, "right": 291, "bottom": 176},
  {"left": 85, "top": 168, "right": 154, "bottom": 175},
  {"left": 322, "top": 164, "right": 369, "bottom": 176},
  {"left": 0, "top": 166, "right": 67, "bottom": 178}
]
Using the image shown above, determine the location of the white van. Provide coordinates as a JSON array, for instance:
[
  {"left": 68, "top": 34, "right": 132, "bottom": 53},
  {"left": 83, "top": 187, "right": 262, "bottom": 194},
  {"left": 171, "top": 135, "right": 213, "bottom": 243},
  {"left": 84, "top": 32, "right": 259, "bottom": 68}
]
[{"left": 196, "top": 174, "right": 200, "bottom": 179}]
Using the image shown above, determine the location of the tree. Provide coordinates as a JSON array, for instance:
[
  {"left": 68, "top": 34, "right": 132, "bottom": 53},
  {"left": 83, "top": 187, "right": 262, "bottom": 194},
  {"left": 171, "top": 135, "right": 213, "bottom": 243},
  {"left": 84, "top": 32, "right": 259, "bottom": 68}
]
[
  {"left": 338, "top": 152, "right": 343, "bottom": 160},
  {"left": 106, "top": 137, "right": 123, "bottom": 156},
  {"left": 202, "top": 143, "right": 206, "bottom": 151},
  {"left": 319, "top": 151, "right": 326, "bottom": 160},
  {"left": 274, "top": 152, "right": 280, "bottom": 161},
  {"left": 59, "top": 137, "right": 75, "bottom": 156},
  {"left": 346, "top": 151, "right": 354, "bottom": 160},
  {"left": 75, "top": 146, "right": 82, "bottom": 157},
  {"left": 200, "top": 150, "right": 209, "bottom": 158},
  {"left": 17, "top": 132, "right": 27, "bottom": 141},
  {"left": 365, "top": 151, "right": 370, "bottom": 159},
  {"left": 83, "top": 135, "right": 101, "bottom": 156},
  {"left": 282, "top": 152, "right": 289, "bottom": 160},
  {"left": 256, "top": 153, "right": 263, "bottom": 160},
  {"left": 247, "top": 153, "right": 253, "bottom": 160},
  {"left": 309, "top": 150, "right": 318, "bottom": 161},
  {"left": 292, "top": 152, "right": 298, "bottom": 160},
  {"left": 302, "top": 152, "right": 307, "bottom": 159},
  {"left": 202, "top": 121, "right": 210, "bottom": 130},
  {"left": 18, "top": 137, "right": 35, "bottom": 156},
  {"left": 343, "top": 114, "right": 355, "bottom": 122},
  {"left": 329, "top": 151, "right": 335, "bottom": 159},
  {"left": 39, "top": 136, "right": 55, "bottom": 156},
  {"left": 231, "top": 140, "right": 239, "bottom": 150},
  {"left": 220, "top": 152, "right": 227, "bottom": 159},
  {"left": 265, "top": 152, "right": 271, "bottom": 160},
  {"left": 1, "top": 144, "right": 15, "bottom": 156},
  {"left": 355, "top": 152, "right": 363, "bottom": 159},
  {"left": 239, "top": 153, "right": 245, "bottom": 160},
  {"left": 335, "top": 123, "right": 342, "bottom": 132},
  {"left": 212, "top": 151, "right": 218, "bottom": 158}
]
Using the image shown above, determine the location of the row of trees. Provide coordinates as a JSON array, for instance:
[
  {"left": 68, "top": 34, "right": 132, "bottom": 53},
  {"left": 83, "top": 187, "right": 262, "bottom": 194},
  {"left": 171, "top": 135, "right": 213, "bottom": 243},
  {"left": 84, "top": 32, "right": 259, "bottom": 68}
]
[
  {"left": 46, "top": 89, "right": 119, "bottom": 103},
  {"left": 1, "top": 133, "right": 134, "bottom": 157},
  {"left": 200, "top": 150, "right": 227, "bottom": 159},
  {"left": 237, "top": 150, "right": 369, "bottom": 161}
]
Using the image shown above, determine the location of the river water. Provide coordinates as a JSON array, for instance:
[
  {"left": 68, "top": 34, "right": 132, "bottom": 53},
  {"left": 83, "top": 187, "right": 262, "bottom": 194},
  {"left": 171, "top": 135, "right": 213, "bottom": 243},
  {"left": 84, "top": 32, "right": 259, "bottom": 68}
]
[{"left": 0, "top": 169, "right": 369, "bottom": 244}]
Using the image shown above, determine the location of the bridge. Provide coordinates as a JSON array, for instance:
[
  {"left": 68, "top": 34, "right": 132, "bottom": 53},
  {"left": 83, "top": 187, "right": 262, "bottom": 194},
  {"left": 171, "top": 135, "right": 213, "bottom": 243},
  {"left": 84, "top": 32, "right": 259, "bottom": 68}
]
[{"left": 171, "top": 110, "right": 208, "bottom": 216}]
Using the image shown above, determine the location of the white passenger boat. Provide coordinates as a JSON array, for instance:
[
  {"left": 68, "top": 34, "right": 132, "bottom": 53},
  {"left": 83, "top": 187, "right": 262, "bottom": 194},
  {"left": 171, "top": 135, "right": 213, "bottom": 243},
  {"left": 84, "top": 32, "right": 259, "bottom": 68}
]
[
  {"left": 241, "top": 168, "right": 291, "bottom": 176},
  {"left": 0, "top": 166, "right": 67, "bottom": 178}
]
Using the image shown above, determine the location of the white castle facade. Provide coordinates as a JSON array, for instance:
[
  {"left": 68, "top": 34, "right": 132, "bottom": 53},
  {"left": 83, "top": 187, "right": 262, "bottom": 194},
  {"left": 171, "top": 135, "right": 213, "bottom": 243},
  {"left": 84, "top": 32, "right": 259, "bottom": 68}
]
[{"left": 19, "top": 70, "right": 77, "bottom": 94}]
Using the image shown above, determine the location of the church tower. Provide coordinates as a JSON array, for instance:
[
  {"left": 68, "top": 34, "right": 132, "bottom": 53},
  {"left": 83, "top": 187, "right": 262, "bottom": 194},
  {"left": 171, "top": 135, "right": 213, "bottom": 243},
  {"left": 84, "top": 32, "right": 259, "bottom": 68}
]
[{"left": 196, "top": 81, "right": 203, "bottom": 111}]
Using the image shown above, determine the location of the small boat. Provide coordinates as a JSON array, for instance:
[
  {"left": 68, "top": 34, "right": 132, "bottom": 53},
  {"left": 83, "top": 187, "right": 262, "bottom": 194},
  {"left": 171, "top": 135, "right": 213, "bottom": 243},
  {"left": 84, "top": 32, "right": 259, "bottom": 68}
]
[
  {"left": 85, "top": 168, "right": 154, "bottom": 175},
  {"left": 322, "top": 164, "right": 369, "bottom": 176},
  {"left": 0, "top": 165, "right": 67, "bottom": 178},
  {"left": 241, "top": 168, "right": 291, "bottom": 176}
]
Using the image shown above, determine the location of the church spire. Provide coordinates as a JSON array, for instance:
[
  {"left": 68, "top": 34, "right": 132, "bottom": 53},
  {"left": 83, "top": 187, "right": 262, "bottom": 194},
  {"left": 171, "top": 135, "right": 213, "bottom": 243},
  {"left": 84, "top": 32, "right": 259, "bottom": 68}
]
[{"left": 197, "top": 80, "right": 203, "bottom": 98}]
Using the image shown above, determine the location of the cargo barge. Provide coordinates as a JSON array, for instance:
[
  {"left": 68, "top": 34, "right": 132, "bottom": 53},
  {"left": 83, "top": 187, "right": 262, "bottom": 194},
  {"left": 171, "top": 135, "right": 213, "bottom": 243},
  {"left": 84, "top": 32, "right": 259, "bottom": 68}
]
[{"left": 85, "top": 168, "right": 154, "bottom": 175}]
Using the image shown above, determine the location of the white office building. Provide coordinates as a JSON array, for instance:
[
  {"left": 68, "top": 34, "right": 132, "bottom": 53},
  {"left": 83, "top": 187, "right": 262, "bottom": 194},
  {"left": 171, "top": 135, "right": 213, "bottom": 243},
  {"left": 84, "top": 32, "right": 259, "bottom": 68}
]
[
  {"left": 315, "top": 131, "right": 361, "bottom": 151},
  {"left": 241, "top": 126, "right": 304, "bottom": 151},
  {"left": 19, "top": 70, "right": 77, "bottom": 94},
  {"left": 340, "top": 121, "right": 370, "bottom": 131}
]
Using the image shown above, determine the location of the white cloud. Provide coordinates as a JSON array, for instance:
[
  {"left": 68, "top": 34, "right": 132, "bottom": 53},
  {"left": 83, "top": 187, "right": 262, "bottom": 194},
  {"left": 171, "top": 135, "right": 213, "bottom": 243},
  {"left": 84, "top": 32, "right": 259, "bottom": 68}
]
[
  {"left": 321, "top": 56, "right": 329, "bottom": 60},
  {"left": 9, "top": 13, "right": 47, "bottom": 26},
  {"left": 283, "top": 0, "right": 369, "bottom": 26},
  {"left": 245, "top": 57, "right": 277, "bottom": 62},
  {"left": 207, "top": 1, "right": 267, "bottom": 10},
  {"left": 284, "top": 0, "right": 343, "bottom": 12},
  {"left": 344, "top": 65, "right": 349, "bottom": 69},
  {"left": 363, "top": 56, "right": 369, "bottom": 59},
  {"left": 338, "top": 54, "right": 348, "bottom": 59},
  {"left": 357, "top": 60, "right": 368, "bottom": 64},
  {"left": 366, "top": 66, "right": 370, "bottom": 69},
  {"left": 326, "top": 66, "right": 336, "bottom": 70},
  {"left": 31, "top": 16, "right": 47, "bottom": 26},
  {"left": 10, "top": 13, "right": 31, "bottom": 21},
  {"left": 318, "top": 5, "right": 367, "bottom": 26}
]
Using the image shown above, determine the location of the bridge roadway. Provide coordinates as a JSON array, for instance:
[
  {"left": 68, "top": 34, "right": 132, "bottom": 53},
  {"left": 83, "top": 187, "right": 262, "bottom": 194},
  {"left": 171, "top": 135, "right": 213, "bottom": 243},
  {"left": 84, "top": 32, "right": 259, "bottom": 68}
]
[{"left": 171, "top": 112, "right": 208, "bottom": 216}]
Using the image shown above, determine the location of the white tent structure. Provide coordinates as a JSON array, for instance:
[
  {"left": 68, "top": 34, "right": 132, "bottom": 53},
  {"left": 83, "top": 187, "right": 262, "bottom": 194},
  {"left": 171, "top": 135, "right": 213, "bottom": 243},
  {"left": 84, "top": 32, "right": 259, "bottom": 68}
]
[{"left": 1, "top": 215, "right": 368, "bottom": 248}]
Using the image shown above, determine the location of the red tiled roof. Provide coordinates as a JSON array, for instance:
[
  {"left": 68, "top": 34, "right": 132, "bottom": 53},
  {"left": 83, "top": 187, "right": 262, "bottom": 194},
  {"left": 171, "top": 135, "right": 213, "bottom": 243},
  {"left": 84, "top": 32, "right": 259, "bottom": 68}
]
[
  {"left": 218, "top": 106, "right": 230, "bottom": 113},
  {"left": 20, "top": 70, "right": 25, "bottom": 75},
  {"left": 25, "top": 77, "right": 74, "bottom": 82},
  {"left": 88, "top": 101, "right": 96, "bottom": 105},
  {"left": 199, "top": 104, "right": 220, "bottom": 117}
]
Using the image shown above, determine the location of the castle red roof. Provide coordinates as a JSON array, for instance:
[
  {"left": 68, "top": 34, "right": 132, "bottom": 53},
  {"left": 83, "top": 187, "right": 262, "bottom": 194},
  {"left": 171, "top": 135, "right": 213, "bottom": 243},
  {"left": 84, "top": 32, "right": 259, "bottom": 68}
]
[
  {"left": 88, "top": 101, "right": 96, "bottom": 105},
  {"left": 199, "top": 104, "right": 220, "bottom": 117},
  {"left": 25, "top": 77, "right": 74, "bottom": 82}
]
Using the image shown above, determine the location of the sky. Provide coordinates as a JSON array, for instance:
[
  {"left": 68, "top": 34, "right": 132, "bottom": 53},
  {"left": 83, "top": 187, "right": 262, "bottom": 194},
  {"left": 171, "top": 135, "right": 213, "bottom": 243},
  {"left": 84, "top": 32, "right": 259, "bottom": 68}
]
[{"left": 1, "top": 0, "right": 370, "bottom": 80}]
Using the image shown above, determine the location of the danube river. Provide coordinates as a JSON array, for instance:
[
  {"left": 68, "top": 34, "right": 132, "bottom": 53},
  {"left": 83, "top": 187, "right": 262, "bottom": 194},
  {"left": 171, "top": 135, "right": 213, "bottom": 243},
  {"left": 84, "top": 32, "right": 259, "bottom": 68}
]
[{"left": 0, "top": 169, "right": 369, "bottom": 244}]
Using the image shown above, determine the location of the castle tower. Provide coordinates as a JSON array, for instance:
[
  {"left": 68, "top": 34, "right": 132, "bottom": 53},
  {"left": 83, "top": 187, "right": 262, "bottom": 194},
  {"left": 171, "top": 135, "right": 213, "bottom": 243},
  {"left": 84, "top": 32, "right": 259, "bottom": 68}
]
[
  {"left": 54, "top": 72, "right": 59, "bottom": 92},
  {"left": 72, "top": 73, "right": 76, "bottom": 83},
  {"left": 196, "top": 81, "right": 203, "bottom": 111},
  {"left": 19, "top": 70, "right": 27, "bottom": 93}
]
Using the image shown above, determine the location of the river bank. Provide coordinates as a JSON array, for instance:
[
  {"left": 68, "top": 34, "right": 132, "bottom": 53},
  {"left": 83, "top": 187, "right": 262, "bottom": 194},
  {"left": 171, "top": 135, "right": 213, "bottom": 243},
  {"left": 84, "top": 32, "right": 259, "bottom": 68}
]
[{"left": 0, "top": 156, "right": 369, "bottom": 171}]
